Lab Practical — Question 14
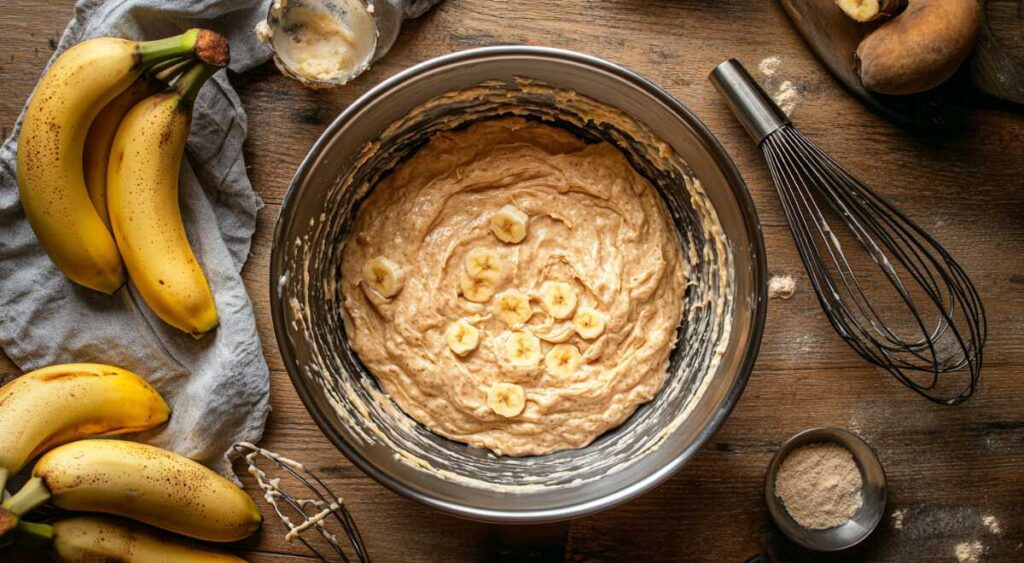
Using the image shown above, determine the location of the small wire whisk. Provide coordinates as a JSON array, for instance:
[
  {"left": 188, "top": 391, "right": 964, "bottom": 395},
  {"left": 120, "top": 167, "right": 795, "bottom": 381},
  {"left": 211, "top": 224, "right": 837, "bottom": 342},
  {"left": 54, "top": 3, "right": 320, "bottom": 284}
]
[
  {"left": 710, "top": 60, "right": 986, "bottom": 405},
  {"left": 233, "top": 442, "right": 370, "bottom": 562}
]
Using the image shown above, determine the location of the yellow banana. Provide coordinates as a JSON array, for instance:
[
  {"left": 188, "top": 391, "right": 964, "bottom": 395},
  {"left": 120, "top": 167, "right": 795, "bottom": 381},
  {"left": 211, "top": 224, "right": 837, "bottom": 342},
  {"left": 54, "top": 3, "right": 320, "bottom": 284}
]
[
  {"left": 107, "top": 63, "right": 223, "bottom": 336},
  {"left": 46, "top": 516, "right": 246, "bottom": 562},
  {"left": 82, "top": 58, "right": 194, "bottom": 229},
  {"left": 83, "top": 77, "right": 162, "bottom": 229},
  {"left": 15, "top": 30, "right": 218, "bottom": 294},
  {"left": 0, "top": 363, "right": 169, "bottom": 493},
  {"left": 5, "top": 440, "right": 261, "bottom": 543}
]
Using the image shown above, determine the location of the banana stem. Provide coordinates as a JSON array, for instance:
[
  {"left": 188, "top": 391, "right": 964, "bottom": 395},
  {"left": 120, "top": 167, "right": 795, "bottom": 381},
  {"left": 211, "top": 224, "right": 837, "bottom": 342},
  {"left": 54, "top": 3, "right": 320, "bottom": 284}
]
[
  {"left": 12, "top": 520, "right": 52, "bottom": 545},
  {"left": 152, "top": 58, "right": 195, "bottom": 85},
  {"left": 148, "top": 55, "right": 189, "bottom": 77},
  {"left": 1, "top": 478, "right": 50, "bottom": 517},
  {"left": 138, "top": 29, "right": 201, "bottom": 68},
  {"left": 0, "top": 467, "right": 7, "bottom": 494},
  {"left": 176, "top": 63, "right": 220, "bottom": 107}
]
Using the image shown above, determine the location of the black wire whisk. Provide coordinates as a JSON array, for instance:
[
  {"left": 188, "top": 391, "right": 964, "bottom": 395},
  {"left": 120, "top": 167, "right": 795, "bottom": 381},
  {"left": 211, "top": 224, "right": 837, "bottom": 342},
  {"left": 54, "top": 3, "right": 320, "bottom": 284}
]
[{"left": 710, "top": 59, "right": 986, "bottom": 404}]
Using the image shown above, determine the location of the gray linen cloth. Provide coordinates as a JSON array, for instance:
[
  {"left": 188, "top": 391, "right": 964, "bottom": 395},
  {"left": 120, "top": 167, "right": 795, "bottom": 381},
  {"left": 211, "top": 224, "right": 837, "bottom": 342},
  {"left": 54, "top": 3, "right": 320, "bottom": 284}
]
[{"left": 0, "top": 0, "right": 274, "bottom": 481}]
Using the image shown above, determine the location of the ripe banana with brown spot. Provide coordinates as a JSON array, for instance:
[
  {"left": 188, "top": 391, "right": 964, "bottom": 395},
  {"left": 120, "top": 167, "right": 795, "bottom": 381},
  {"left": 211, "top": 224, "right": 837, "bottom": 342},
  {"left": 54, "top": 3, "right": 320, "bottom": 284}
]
[
  {"left": 4, "top": 440, "right": 261, "bottom": 543},
  {"left": 16, "top": 30, "right": 222, "bottom": 294},
  {"left": 107, "top": 63, "right": 225, "bottom": 336},
  {"left": 83, "top": 77, "right": 163, "bottom": 228},
  {"left": 0, "top": 363, "right": 169, "bottom": 494},
  {"left": 47, "top": 516, "right": 247, "bottom": 562}
]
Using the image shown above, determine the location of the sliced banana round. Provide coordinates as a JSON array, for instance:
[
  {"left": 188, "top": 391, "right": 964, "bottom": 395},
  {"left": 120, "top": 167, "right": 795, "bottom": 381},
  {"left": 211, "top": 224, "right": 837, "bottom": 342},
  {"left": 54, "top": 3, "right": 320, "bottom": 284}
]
[
  {"left": 460, "top": 272, "right": 496, "bottom": 303},
  {"left": 493, "top": 290, "right": 533, "bottom": 326},
  {"left": 490, "top": 205, "right": 529, "bottom": 244},
  {"left": 446, "top": 319, "right": 480, "bottom": 356},
  {"left": 503, "top": 330, "right": 542, "bottom": 367},
  {"left": 464, "top": 247, "right": 505, "bottom": 284},
  {"left": 539, "top": 280, "right": 578, "bottom": 320},
  {"left": 573, "top": 307, "right": 606, "bottom": 340},
  {"left": 362, "top": 256, "right": 405, "bottom": 298},
  {"left": 545, "top": 344, "right": 582, "bottom": 377},
  {"left": 487, "top": 382, "right": 525, "bottom": 418}
]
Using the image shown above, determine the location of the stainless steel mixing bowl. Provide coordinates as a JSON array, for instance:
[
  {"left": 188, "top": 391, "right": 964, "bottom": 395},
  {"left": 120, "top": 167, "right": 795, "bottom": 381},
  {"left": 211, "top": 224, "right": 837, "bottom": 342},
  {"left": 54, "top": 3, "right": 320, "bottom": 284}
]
[
  {"left": 765, "top": 428, "right": 887, "bottom": 551},
  {"left": 270, "top": 46, "right": 767, "bottom": 523}
]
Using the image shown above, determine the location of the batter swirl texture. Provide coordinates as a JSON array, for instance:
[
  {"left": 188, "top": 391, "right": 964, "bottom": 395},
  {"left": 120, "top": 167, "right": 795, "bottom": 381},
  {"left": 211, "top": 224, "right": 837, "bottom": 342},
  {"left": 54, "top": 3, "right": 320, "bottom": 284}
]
[{"left": 341, "top": 118, "right": 687, "bottom": 456}]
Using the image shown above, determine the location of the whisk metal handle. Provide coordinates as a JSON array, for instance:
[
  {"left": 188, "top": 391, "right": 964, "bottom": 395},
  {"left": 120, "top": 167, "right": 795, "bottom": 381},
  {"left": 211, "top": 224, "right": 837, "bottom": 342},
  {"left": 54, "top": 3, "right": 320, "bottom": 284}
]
[{"left": 709, "top": 59, "right": 790, "bottom": 145}]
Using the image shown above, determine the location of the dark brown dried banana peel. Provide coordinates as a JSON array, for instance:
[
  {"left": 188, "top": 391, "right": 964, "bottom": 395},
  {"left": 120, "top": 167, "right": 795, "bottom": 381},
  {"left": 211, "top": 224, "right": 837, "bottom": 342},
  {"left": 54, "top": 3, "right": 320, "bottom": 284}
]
[{"left": 854, "top": 0, "right": 982, "bottom": 95}]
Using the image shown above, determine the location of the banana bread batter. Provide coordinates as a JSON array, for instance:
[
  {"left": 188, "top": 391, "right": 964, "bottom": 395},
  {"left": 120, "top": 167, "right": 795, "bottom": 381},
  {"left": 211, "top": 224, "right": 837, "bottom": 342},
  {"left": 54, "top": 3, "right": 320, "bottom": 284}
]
[{"left": 340, "top": 118, "right": 687, "bottom": 456}]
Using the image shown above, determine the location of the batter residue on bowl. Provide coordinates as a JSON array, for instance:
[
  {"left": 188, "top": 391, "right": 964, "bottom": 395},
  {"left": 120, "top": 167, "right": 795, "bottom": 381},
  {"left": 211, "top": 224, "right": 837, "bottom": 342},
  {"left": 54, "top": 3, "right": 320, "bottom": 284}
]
[{"left": 339, "top": 117, "right": 688, "bottom": 456}]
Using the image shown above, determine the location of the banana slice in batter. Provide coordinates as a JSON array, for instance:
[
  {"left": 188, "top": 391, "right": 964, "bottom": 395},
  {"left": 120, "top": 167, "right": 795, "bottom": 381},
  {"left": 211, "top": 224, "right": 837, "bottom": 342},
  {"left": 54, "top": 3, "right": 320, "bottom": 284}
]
[
  {"left": 494, "top": 290, "right": 533, "bottom": 326},
  {"left": 503, "top": 330, "right": 542, "bottom": 366},
  {"left": 460, "top": 272, "right": 496, "bottom": 302},
  {"left": 490, "top": 205, "right": 529, "bottom": 244},
  {"left": 545, "top": 343, "right": 582, "bottom": 377},
  {"left": 539, "top": 280, "right": 578, "bottom": 320},
  {"left": 363, "top": 256, "right": 405, "bottom": 298},
  {"left": 446, "top": 319, "right": 480, "bottom": 356},
  {"left": 487, "top": 382, "right": 525, "bottom": 417},
  {"left": 464, "top": 248, "right": 505, "bottom": 283},
  {"left": 573, "top": 307, "right": 606, "bottom": 340}
]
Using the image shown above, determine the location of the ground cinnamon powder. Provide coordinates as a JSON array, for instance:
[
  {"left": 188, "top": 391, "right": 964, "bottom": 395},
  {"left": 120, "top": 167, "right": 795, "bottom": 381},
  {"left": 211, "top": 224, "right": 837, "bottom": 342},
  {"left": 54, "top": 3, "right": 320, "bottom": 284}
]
[{"left": 775, "top": 442, "right": 864, "bottom": 529}]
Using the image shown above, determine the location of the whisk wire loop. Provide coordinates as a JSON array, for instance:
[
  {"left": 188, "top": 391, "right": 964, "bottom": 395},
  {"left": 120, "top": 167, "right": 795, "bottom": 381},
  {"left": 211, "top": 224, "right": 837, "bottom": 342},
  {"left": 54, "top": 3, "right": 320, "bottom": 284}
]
[
  {"left": 233, "top": 443, "right": 370, "bottom": 563},
  {"left": 710, "top": 58, "right": 985, "bottom": 404},
  {"left": 761, "top": 127, "right": 985, "bottom": 404}
]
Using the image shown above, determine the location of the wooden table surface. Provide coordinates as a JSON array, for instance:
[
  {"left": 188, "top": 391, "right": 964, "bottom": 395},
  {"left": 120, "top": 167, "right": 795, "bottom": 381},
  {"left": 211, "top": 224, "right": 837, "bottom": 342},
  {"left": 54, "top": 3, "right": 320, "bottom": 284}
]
[{"left": 2, "top": 1, "right": 1023, "bottom": 561}]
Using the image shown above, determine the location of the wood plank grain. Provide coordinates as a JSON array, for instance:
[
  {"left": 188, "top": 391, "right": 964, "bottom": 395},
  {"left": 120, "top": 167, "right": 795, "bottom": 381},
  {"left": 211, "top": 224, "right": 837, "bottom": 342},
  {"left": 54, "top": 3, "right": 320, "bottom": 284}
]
[{"left": 1, "top": 1, "right": 1023, "bottom": 561}]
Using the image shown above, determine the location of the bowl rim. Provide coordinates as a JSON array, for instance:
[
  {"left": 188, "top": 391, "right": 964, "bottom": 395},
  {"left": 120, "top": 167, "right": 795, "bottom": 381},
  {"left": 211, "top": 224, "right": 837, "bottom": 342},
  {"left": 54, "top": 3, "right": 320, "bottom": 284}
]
[{"left": 269, "top": 45, "right": 768, "bottom": 523}]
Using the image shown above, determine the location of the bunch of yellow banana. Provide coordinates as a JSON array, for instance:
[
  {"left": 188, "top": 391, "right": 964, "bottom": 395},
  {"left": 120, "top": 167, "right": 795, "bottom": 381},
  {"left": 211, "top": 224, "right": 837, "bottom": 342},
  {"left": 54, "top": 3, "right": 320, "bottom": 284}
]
[
  {"left": 0, "top": 362, "right": 262, "bottom": 559},
  {"left": 16, "top": 29, "right": 227, "bottom": 336}
]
